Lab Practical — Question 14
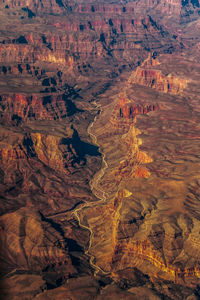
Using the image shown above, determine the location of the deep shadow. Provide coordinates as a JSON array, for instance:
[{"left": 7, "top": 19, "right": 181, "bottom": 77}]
[
  {"left": 12, "top": 114, "right": 22, "bottom": 126},
  {"left": 21, "top": 7, "right": 36, "bottom": 18},
  {"left": 61, "top": 128, "right": 100, "bottom": 166},
  {"left": 62, "top": 94, "right": 83, "bottom": 116},
  {"left": 39, "top": 212, "right": 84, "bottom": 254},
  {"left": 13, "top": 36, "right": 28, "bottom": 44},
  {"left": 23, "top": 134, "right": 37, "bottom": 157}
]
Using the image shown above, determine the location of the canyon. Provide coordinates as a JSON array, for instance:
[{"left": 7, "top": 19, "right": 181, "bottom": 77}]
[{"left": 1, "top": 0, "right": 200, "bottom": 299}]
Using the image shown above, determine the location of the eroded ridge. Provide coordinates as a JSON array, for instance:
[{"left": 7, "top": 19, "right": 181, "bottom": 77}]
[
  {"left": 73, "top": 55, "right": 200, "bottom": 287},
  {"left": 128, "top": 54, "right": 189, "bottom": 95},
  {"left": 110, "top": 96, "right": 160, "bottom": 129},
  {"left": 72, "top": 94, "right": 155, "bottom": 276}
]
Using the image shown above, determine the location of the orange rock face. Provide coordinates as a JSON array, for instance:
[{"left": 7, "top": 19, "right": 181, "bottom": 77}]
[
  {"left": 113, "top": 124, "right": 152, "bottom": 181},
  {"left": 129, "top": 65, "right": 188, "bottom": 94}
]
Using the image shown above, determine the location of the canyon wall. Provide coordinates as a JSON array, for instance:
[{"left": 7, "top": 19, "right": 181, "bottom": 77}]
[{"left": 1, "top": 0, "right": 200, "bottom": 299}]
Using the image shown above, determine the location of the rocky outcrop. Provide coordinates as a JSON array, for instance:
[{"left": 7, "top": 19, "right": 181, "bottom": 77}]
[
  {"left": 0, "top": 126, "right": 99, "bottom": 181},
  {"left": 110, "top": 97, "right": 159, "bottom": 134},
  {"left": 0, "top": 123, "right": 101, "bottom": 220},
  {"left": 0, "top": 40, "right": 73, "bottom": 65},
  {"left": 116, "top": 98, "right": 159, "bottom": 119},
  {"left": 30, "top": 128, "right": 100, "bottom": 173},
  {"left": 0, "top": 2, "right": 183, "bottom": 71},
  {"left": 0, "top": 93, "right": 81, "bottom": 122},
  {"left": 0, "top": 0, "right": 67, "bottom": 14},
  {"left": 113, "top": 125, "right": 153, "bottom": 180},
  {"left": 129, "top": 67, "right": 188, "bottom": 94}
]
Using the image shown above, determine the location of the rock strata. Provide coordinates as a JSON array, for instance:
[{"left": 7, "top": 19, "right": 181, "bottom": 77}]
[{"left": 1, "top": 0, "right": 200, "bottom": 299}]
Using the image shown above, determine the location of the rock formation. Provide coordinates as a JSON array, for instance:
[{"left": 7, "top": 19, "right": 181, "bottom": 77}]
[
  {"left": 1, "top": 0, "right": 200, "bottom": 299},
  {"left": 128, "top": 58, "right": 189, "bottom": 94}
]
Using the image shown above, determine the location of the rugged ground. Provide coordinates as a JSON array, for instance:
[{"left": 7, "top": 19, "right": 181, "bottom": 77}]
[{"left": 1, "top": 0, "right": 200, "bottom": 299}]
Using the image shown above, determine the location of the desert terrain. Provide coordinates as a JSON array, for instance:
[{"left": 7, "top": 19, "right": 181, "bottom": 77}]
[{"left": 1, "top": 0, "right": 200, "bottom": 299}]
